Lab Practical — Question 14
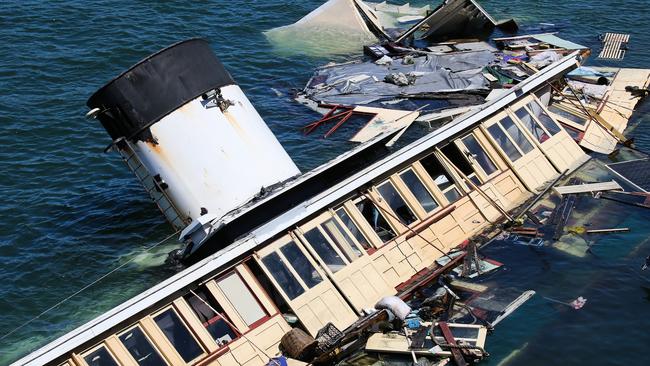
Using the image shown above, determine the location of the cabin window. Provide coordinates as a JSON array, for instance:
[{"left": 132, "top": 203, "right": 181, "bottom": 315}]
[
  {"left": 528, "top": 101, "right": 561, "bottom": 135},
  {"left": 322, "top": 218, "right": 362, "bottom": 261},
  {"left": 376, "top": 181, "right": 417, "bottom": 225},
  {"left": 184, "top": 287, "right": 238, "bottom": 346},
  {"left": 280, "top": 241, "right": 323, "bottom": 288},
  {"left": 261, "top": 252, "right": 304, "bottom": 299},
  {"left": 487, "top": 123, "right": 523, "bottom": 162},
  {"left": 119, "top": 326, "right": 168, "bottom": 366},
  {"left": 548, "top": 104, "right": 588, "bottom": 126},
  {"left": 500, "top": 116, "right": 534, "bottom": 154},
  {"left": 303, "top": 227, "right": 347, "bottom": 272},
  {"left": 460, "top": 134, "right": 498, "bottom": 177},
  {"left": 419, "top": 154, "right": 461, "bottom": 203},
  {"left": 514, "top": 107, "right": 548, "bottom": 143},
  {"left": 355, "top": 198, "right": 396, "bottom": 242},
  {"left": 335, "top": 208, "right": 372, "bottom": 250},
  {"left": 83, "top": 346, "right": 118, "bottom": 366},
  {"left": 441, "top": 143, "right": 481, "bottom": 186},
  {"left": 153, "top": 308, "right": 203, "bottom": 363},
  {"left": 399, "top": 169, "right": 439, "bottom": 213},
  {"left": 216, "top": 272, "right": 268, "bottom": 326}
]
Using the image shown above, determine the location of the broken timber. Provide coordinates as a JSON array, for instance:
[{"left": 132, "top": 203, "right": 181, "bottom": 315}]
[
  {"left": 553, "top": 180, "right": 622, "bottom": 195},
  {"left": 598, "top": 33, "right": 630, "bottom": 60}
]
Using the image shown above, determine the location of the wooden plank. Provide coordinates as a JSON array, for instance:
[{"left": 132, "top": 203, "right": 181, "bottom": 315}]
[
  {"left": 586, "top": 227, "right": 629, "bottom": 234},
  {"left": 438, "top": 322, "right": 468, "bottom": 366},
  {"left": 553, "top": 180, "right": 622, "bottom": 195}
]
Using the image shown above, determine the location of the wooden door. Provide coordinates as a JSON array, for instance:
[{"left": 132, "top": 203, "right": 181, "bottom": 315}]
[
  {"left": 509, "top": 96, "right": 589, "bottom": 172},
  {"left": 295, "top": 212, "right": 394, "bottom": 312},
  {"left": 483, "top": 110, "right": 558, "bottom": 191},
  {"left": 254, "top": 234, "right": 357, "bottom": 335}
]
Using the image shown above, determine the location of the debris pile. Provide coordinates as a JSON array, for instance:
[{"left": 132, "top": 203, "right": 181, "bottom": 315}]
[{"left": 272, "top": 247, "right": 535, "bottom": 365}]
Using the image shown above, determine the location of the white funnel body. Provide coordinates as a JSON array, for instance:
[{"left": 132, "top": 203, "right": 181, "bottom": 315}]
[
  {"left": 133, "top": 85, "right": 299, "bottom": 221},
  {"left": 87, "top": 39, "right": 300, "bottom": 236}
]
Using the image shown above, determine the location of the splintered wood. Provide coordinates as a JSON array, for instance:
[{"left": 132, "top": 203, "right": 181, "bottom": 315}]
[{"left": 598, "top": 33, "right": 630, "bottom": 60}]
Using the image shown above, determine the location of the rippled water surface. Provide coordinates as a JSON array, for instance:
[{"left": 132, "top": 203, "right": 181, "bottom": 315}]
[{"left": 1, "top": 0, "right": 650, "bottom": 364}]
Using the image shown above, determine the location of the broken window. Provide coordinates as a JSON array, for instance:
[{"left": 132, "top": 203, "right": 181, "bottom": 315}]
[
  {"left": 303, "top": 227, "right": 346, "bottom": 273},
  {"left": 216, "top": 273, "right": 268, "bottom": 327},
  {"left": 399, "top": 169, "right": 439, "bottom": 213},
  {"left": 460, "top": 134, "right": 498, "bottom": 177},
  {"left": 335, "top": 207, "right": 372, "bottom": 251},
  {"left": 322, "top": 217, "right": 362, "bottom": 261},
  {"left": 118, "top": 326, "right": 167, "bottom": 366},
  {"left": 548, "top": 104, "right": 589, "bottom": 126},
  {"left": 419, "top": 154, "right": 462, "bottom": 203},
  {"left": 441, "top": 143, "right": 481, "bottom": 186},
  {"left": 153, "top": 308, "right": 203, "bottom": 363},
  {"left": 261, "top": 252, "right": 304, "bottom": 300},
  {"left": 83, "top": 346, "right": 118, "bottom": 366},
  {"left": 355, "top": 198, "right": 396, "bottom": 243},
  {"left": 376, "top": 181, "right": 417, "bottom": 225},
  {"left": 184, "top": 286, "right": 238, "bottom": 346}
]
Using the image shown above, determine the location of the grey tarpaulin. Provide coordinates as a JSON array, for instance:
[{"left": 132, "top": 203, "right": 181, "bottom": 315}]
[{"left": 303, "top": 50, "right": 495, "bottom": 105}]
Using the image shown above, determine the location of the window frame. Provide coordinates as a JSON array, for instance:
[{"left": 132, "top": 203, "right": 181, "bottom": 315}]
[
  {"left": 511, "top": 104, "right": 551, "bottom": 144},
  {"left": 80, "top": 343, "right": 120, "bottom": 366},
  {"left": 414, "top": 154, "right": 464, "bottom": 205},
  {"left": 454, "top": 132, "right": 500, "bottom": 183},
  {"left": 546, "top": 102, "right": 589, "bottom": 131},
  {"left": 507, "top": 96, "right": 565, "bottom": 147},
  {"left": 256, "top": 234, "right": 327, "bottom": 302},
  {"left": 150, "top": 305, "right": 207, "bottom": 365},
  {"left": 183, "top": 284, "right": 242, "bottom": 348},
  {"left": 393, "top": 167, "right": 442, "bottom": 218},
  {"left": 374, "top": 179, "right": 419, "bottom": 230},
  {"left": 485, "top": 110, "right": 536, "bottom": 162},
  {"left": 348, "top": 195, "right": 399, "bottom": 247},
  {"left": 332, "top": 205, "right": 375, "bottom": 253},
  {"left": 212, "top": 270, "right": 271, "bottom": 330},
  {"left": 117, "top": 324, "right": 169, "bottom": 366},
  {"left": 296, "top": 212, "right": 367, "bottom": 276}
]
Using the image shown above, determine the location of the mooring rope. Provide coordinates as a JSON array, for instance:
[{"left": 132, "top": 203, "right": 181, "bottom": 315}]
[{"left": 0, "top": 229, "right": 181, "bottom": 343}]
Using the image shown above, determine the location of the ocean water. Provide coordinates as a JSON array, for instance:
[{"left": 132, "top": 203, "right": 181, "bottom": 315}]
[{"left": 1, "top": 0, "right": 649, "bottom": 364}]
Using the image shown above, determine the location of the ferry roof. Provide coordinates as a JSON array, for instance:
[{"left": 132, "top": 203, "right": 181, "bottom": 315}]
[{"left": 12, "top": 52, "right": 579, "bottom": 366}]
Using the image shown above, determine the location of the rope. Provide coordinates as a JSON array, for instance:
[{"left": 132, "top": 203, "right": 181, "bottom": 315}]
[{"left": 0, "top": 229, "right": 181, "bottom": 343}]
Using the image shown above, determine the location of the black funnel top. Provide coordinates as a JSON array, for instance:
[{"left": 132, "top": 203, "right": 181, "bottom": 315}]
[{"left": 87, "top": 38, "right": 235, "bottom": 141}]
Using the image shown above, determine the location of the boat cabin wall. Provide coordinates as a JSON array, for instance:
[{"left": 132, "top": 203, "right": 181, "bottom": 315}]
[
  {"left": 58, "top": 263, "right": 291, "bottom": 366},
  {"left": 54, "top": 92, "right": 590, "bottom": 366}
]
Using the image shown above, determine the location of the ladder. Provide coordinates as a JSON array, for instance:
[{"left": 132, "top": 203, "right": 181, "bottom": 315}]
[{"left": 117, "top": 139, "right": 188, "bottom": 231}]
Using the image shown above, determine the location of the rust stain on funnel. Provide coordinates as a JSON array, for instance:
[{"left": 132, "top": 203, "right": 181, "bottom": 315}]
[{"left": 223, "top": 110, "right": 251, "bottom": 144}]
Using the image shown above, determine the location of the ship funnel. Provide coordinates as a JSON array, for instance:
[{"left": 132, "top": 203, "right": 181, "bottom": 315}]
[{"left": 87, "top": 38, "right": 300, "bottom": 234}]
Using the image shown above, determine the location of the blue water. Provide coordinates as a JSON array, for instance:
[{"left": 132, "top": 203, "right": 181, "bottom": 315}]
[{"left": 1, "top": 0, "right": 650, "bottom": 364}]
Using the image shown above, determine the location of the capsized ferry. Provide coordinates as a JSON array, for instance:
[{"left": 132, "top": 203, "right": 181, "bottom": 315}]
[
  {"left": 13, "top": 29, "right": 650, "bottom": 365},
  {"left": 11, "top": 37, "right": 595, "bottom": 365}
]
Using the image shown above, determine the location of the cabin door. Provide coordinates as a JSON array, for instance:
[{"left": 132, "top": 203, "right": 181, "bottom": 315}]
[
  {"left": 255, "top": 234, "right": 358, "bottom": 336},
  {"left": 509, "top": 96, "right": 589, "bottom": 172},
  {"left": 483, "top": 110, "right": 558, "bottom": 191},
  {"left": 295, "top": 212, "right": 394, "bottom": 312}
]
